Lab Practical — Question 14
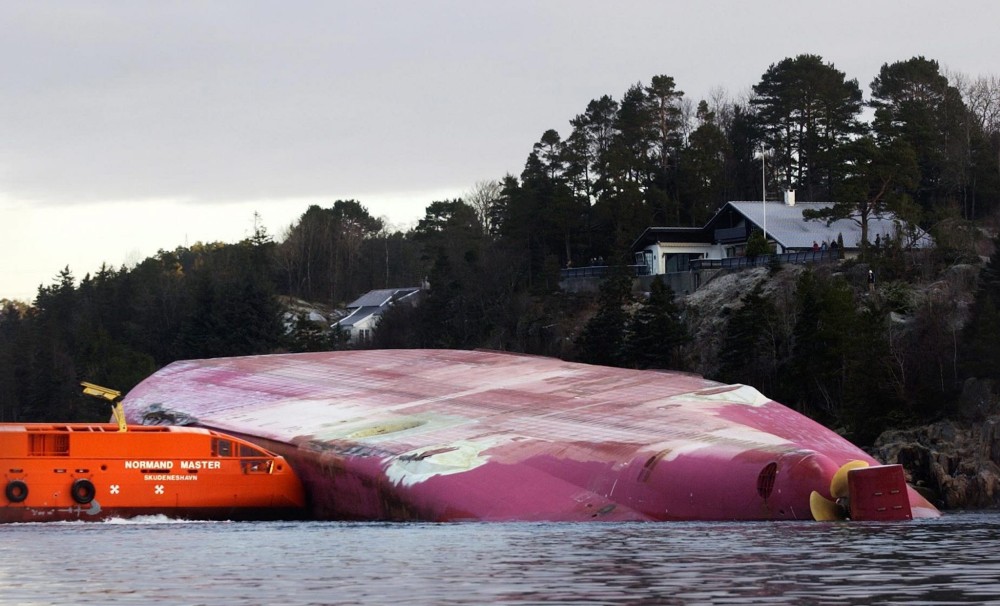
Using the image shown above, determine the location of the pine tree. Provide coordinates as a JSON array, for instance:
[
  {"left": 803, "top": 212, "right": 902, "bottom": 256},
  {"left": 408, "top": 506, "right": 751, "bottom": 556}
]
[
  {"left": 745, "top": 228, "right": 771, "bottom": 258},
  {"left": 839, "top": 299, "right": 906, "bottom": 445},
  {"left": 718, "top": 283, "right": 780, "bottom": 392},
  {"left": 575, "top": 272, "right": 632, "bottom": 366},
  {"left": 787, "top": 269, "right": 856, "bottom": 419},
  {"left": 623, "top": 276, "right": 688, "bottom": 369},
  {"left": 962, "top": 236, "right": 1000, "bottom": 381},
  {"left": 870, "top": 56, "right": 970, "bottom": 216},
  {"left": 751, "top": 54, "right": 864, "bottom": 200}
]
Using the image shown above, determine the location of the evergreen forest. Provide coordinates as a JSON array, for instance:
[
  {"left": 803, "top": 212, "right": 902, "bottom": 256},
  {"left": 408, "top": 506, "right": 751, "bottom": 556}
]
[{"left": 4, "top": 54, "right": 1000, "bottom": 447}]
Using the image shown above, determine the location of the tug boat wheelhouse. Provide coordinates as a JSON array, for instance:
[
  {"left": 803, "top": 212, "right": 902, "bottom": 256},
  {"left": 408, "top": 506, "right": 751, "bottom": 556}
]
[{"left": 0, "top": 384, "right": 305, "bottom": 523}]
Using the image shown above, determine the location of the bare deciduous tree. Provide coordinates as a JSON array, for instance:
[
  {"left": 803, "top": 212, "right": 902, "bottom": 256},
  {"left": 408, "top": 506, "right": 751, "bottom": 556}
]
[{"left": 464, "top": 179, "right": 503, "bottom": 237}]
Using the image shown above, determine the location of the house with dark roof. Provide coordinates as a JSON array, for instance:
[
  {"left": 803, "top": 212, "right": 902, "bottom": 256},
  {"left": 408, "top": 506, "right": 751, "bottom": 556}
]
[
  {"left": 334, "top": 287, "right": 421, "bottom": 343},
  {"left": 632, "top": 192, "right": 931, "bottom": 277}
]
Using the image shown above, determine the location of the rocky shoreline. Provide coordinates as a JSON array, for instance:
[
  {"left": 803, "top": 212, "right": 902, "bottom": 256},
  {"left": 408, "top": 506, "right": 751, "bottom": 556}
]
[
  {"left": 677, "top": 259, "right": 1000, "bottom": 512},
  {"left": 874, "top": 416, "right": 1000, "bottom": 510}
]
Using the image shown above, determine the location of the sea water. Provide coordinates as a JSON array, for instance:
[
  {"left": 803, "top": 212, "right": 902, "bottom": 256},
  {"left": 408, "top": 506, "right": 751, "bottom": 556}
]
[{"left": 1, "top": 512, "right": 999, "bottom": 605}]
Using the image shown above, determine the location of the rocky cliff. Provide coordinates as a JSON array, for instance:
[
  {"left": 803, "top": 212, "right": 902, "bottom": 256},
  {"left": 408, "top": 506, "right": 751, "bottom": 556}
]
[
  {"left": 874, "top": 415, "right": 1000, "bottom": 509},
  {"left": 677, "top": 256, "right": 1000, "bottom": 510}
]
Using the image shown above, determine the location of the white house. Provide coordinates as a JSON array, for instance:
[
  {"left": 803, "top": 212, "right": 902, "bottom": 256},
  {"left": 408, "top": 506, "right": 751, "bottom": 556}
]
[
  {"left": 334, "top": 287, "right": 421, "bottom": 343},
  {"left": 632, "top": 193, "right": 931, "bottom": 276}
]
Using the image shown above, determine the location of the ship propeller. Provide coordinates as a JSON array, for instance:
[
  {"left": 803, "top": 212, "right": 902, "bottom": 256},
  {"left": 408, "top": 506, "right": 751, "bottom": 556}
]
[{"left": 809, "top": 460, "right": 870, "bottom": 521}]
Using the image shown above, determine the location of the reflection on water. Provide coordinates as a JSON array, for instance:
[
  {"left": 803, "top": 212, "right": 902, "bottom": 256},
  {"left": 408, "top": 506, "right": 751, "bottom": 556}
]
[{"left": 1, "top": 512, "right": 999, "bottom": 605}]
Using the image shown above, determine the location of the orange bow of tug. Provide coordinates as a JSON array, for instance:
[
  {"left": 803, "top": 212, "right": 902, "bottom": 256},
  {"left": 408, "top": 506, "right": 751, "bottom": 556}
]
[{"left": 1, "top": 383, "right": 305, "bottom": 523}]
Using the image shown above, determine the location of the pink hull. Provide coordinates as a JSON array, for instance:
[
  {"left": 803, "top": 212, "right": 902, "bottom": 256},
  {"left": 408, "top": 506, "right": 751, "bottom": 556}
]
[{"left": 122, "top": 350, "right": 939, "bottom": 521}]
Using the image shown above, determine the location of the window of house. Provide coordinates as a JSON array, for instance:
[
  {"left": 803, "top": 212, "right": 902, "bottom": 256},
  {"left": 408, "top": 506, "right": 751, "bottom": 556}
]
[{"left": 664, "top": 253, "right": 703, "bottom": 273}]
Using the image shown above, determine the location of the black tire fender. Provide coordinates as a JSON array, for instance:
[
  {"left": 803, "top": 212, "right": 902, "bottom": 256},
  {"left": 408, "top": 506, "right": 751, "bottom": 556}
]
[
  {"left": 71, "top": 478, "right": 96, "bottom": 504},
  {"left": 5, "top": 480, "right": 28, "bottom": 503}
]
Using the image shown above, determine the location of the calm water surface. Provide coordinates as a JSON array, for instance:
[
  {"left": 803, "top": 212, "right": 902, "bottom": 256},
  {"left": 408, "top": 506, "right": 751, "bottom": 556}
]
[{"left": 1, "top": 512, "right": 999, "bottom": 605}]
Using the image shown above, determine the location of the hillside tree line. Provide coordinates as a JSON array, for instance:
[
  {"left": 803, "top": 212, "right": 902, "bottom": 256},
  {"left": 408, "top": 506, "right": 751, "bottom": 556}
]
[{"left": 3, "top": 54, "right": 1000, "bottom": 447}]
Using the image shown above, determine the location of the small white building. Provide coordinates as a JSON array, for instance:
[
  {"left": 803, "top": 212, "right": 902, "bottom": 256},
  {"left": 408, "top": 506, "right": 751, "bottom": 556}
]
[{"left": 335, "top": 287, "right": 421, "bottom": 344}]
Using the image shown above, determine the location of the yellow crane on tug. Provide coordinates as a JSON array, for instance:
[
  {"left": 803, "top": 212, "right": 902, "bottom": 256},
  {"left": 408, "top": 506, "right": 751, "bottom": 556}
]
[{"left": 81, "top": 381, "right": 127, "bottom": 431}]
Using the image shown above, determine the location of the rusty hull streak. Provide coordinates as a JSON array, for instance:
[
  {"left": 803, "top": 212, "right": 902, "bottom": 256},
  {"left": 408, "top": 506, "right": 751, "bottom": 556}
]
[{"left": 122, "top": 349, "right": 940, "bottom": 522}]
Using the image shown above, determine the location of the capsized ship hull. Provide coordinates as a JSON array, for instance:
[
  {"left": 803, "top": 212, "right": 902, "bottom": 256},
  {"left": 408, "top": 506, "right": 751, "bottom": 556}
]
[
  {"left": 122, "top": 350, "right": 939, "bottom": 521},
  {"left": 1, "top": 423, "right": 305, "bottom": 523}
]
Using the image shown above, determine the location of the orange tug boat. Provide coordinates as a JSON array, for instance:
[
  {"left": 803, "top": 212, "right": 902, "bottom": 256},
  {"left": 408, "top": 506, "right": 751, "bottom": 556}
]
[{"left": 0, "top": 383, "right": 305, "bottom": 523}]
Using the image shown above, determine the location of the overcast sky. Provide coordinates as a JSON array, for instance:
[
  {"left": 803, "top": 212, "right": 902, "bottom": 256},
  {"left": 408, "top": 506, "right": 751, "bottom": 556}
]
[{"left": 2, "top": 1, "right": 999, "bottom": 301}]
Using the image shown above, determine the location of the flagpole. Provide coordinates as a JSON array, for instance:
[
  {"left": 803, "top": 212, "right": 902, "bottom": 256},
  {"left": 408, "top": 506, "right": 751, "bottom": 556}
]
[{"left": 761, "top": 144, "right": 766, "bottom": 242}]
